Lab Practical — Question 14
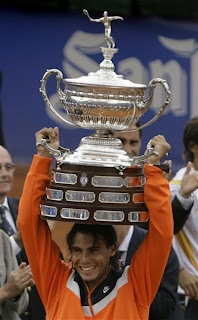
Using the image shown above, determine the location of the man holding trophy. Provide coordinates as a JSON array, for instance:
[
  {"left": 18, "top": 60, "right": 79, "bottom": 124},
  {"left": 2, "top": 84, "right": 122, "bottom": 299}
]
[
  {"left": 17, "top": 125, "right": 173, "bottom": 320},
  {"left": 18, "top": 10, "right": 174, "bottom": 319}
]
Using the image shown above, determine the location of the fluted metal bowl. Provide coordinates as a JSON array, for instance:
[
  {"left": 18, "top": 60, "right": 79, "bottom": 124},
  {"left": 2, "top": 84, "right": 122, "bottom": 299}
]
[{"left": 40, "top": 47, "right": 170, "bottom": 132}]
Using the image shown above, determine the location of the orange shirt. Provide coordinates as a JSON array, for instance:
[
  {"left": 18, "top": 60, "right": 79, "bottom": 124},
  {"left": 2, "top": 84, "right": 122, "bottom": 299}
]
[{"left": 18, "top": 155, "right": 173, "bottom": 320}]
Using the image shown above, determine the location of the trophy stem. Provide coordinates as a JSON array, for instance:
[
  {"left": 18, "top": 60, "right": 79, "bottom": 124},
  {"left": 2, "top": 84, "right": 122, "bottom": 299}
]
[{"left": 92, "top": 129, "right": 111, "bottom": 138}]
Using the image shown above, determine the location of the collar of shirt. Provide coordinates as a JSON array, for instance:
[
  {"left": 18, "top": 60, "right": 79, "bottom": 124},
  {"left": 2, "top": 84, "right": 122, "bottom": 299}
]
[
  {"left": 1, "top": 197, "right": 9, "bottom": 210},
  {"left": 117, "top": 226, "right": 134, "bottom": 265},
  {"left": 118, "top": 226, "right": 134, "bottom": 252},
  {"left": 0, "top": 197, "right": 16, "bottom": 232}
]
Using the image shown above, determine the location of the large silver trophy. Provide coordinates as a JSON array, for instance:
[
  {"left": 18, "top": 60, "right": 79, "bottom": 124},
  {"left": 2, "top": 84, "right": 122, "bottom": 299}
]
[{"left": 39, "top": 10, "right": 171, "bottom": 225}]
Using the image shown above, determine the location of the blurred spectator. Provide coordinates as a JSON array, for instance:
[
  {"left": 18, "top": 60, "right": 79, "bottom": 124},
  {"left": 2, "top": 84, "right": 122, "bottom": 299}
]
[
  {"left": 0, "top": 145, "right": 46, "bottom": 320},
  {"left": 0, "top": 228, "right": 33, "bottom": 319},
  {"left": 113, "top": 127, "right": 186, "bottom": 319},
  {"left": 113, "top": 122, "right": 192, "bottom": 233},
  {"left": 170, "top": 116, "right": 198, "bottom": 320}
]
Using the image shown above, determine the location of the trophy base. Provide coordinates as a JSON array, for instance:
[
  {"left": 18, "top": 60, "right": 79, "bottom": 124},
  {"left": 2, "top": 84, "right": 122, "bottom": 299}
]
[
  {"left": 56, "top": 131, "right": 148, "bottom": 170},
  {"left": 40, "top": 162, "right": 149, "bottom": 225}
]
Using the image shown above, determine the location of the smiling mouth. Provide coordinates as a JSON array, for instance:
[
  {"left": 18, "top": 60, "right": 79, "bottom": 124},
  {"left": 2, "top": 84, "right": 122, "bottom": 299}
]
[{"left": 80, "top": 266, "right": 95, "bottom": 272}]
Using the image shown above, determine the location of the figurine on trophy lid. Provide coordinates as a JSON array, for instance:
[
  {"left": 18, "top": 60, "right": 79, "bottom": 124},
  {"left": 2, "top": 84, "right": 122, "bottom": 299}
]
[{"left": 38, "top": 9, "right": 171, "bottom": 225}]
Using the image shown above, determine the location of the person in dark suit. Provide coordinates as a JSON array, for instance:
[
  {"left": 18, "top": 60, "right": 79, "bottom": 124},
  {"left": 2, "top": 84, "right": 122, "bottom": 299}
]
[
  {"left": 114, "top": 225, "right": 184, "bottom": 320},
  {"left": 112, "top": 123, "right": 193, "bottom": 233},
  {"left": 0, "top": 145, "right": 46, "bottom": 320},
  {"left": 112, "top": 126, "right": 193, "bottom": 320}
]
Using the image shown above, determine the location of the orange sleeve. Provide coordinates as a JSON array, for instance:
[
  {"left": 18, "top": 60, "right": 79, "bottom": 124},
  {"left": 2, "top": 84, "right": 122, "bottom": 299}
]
[
  {"left": 130, "top": 164, "right": 173, "bottom": 307},
  {"left": 18, "top": 155, "right": 69, "bottom": 308}
]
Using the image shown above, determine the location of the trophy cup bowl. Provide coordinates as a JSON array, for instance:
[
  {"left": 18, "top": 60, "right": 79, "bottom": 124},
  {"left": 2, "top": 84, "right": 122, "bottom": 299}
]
[
  {"left": 40, "top": 47, "right": 170, "bottom": 133},
  {"left": 39, "top": 11, "right": 171, "bottom": 225}
]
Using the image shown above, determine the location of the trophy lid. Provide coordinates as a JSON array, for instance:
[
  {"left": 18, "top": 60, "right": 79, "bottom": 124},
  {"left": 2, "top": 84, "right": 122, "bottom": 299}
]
[
  {"left": 63, "top": 10, "right": 146, "bottom": 90},
  {"left": 64, "top": 47, "right": 146, "bottom": 89},
  {"left": 64, "top": 72, "right": 146, "bottom": 89}
]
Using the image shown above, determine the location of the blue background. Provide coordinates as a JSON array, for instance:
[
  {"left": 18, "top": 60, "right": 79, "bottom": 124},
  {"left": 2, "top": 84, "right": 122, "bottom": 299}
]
[{"left": 0, "top": 9, "right": 198, "bottom": 174}]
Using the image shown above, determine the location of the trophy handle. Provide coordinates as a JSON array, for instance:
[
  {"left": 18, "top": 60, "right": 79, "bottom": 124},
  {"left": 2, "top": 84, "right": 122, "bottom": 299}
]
[
  {"left": 37, "top": 138, "right": 70, "bottom": 160},
  {"left": 133, "top": 78, "right": 171, "bottom": 132},
  {"left": 39, "top": 69, "right": 75, "bottom": 127}
]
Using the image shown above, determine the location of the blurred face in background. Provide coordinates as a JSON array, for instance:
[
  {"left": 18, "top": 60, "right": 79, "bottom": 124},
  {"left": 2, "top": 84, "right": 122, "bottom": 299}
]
[
  {"left": 113, "top": 127, "right": 142, "bottom": 156},
  {"left": 112, "top": 127, "right": 142, "bottom": 247},
  {"left": 0, "top": 146, "right": 15, "bottom": 202}
]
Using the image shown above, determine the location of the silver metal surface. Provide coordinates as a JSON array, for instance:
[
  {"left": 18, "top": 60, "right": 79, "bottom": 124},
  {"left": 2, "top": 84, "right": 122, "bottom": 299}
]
[
  {"left": 83, "top": 9, "right": 124, "bottom": 48},
  {"left": 94, "top": 210, "right": 125, "bottom": 222},
  {"left": 39, "top": 10, "right": 171, "bottom": 225},
  {"left": 38, "top": 136, "right": 158, "bottom": 169},
  {"left": 65, "top": 190, "right": 96, "bottom": 203},
  {"left": 60, "top": 208, "right": 90, "bottom": 220},
  {"left": 39, "top": 12, "right": 171, "bottom": 146},
  {"left": 40, "top": 205, "right": 57, "bottom": 217}
]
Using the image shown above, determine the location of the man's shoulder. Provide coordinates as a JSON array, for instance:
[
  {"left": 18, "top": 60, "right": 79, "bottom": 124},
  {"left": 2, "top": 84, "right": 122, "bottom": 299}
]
[
  {"left": 133, "top": 227, "right": 178, "bottom": 263},
  {"left": 7, "top": 197, "right": 20, "bottom": 213},
  {"left": 129, "top": 226, "right": 147, "bottom": 250},
  {"left": 134, "top": 226, "right": 147, "bottom": 238},
  {"left": 0, "top": 228, "right": 10, "bottom": 242},
  {"left": 8, "top": 197, "right": 20, "bottom": 205}
]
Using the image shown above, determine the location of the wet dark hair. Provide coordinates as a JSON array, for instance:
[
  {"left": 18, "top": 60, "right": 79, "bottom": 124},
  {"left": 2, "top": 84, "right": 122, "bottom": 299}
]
[
  {"left": 135, "top": 120, "right": 142, "bottom": 138},
  {"left": 183, "top": 117, "right": 198, "bottom": 162},
  {"left": 67, "top": 223, "right": 119, "bottom": 270}
]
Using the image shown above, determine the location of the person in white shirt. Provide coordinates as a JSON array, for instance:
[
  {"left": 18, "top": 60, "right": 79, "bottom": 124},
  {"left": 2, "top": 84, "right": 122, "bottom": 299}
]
[{"left": 170, "top": 116, "right": 198, "bottom": 320}]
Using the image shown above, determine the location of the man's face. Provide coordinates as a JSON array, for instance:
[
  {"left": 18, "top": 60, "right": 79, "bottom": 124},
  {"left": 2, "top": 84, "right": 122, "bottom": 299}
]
[
  {"left": 71, "top": 232, "right": 116, "bottom": 290},
  {"left": 113, "top": 129, "right": 141, "bottom": 156},
  {"left": 0, "top": 146, "right": 14, "bottom": 201}
]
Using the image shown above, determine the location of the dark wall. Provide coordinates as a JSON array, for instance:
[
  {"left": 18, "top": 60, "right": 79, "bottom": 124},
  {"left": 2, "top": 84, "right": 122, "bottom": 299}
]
[
  {"left": 0, "top": 71, "right": 5, "bottom": 147},
  {"left": 0, "top": 0, "right": 197, "bottom": 19}
]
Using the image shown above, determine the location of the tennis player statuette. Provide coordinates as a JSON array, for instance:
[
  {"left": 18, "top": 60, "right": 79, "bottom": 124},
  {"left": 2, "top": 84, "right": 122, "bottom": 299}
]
[{"left": 39, "top": 10, "right": 171, "bottom": 225}]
